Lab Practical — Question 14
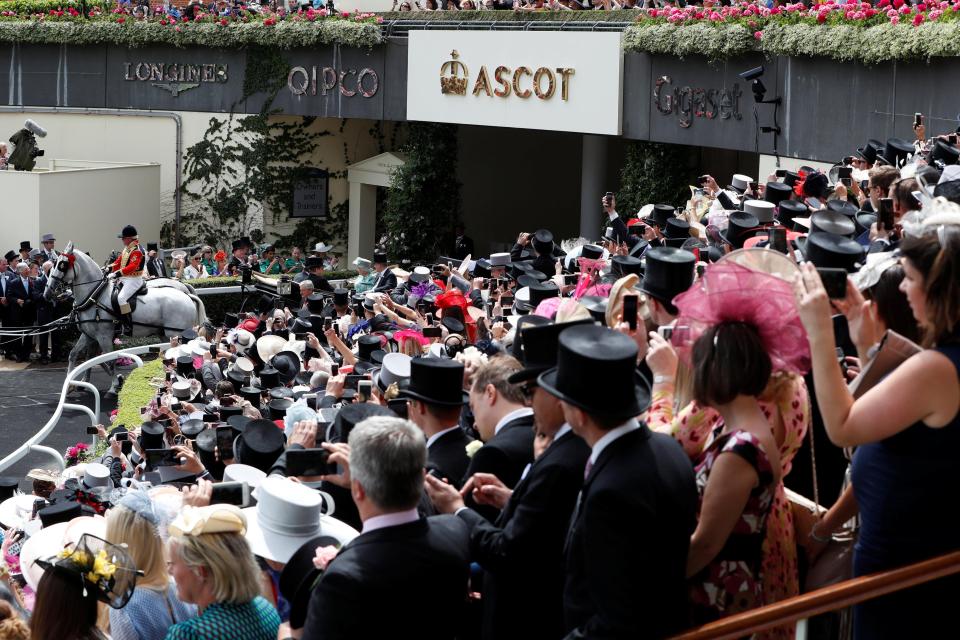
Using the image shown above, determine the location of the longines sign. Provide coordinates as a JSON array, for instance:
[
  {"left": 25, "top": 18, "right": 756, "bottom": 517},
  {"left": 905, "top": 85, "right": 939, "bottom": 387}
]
[{"left": 407, "top": 31, "right": 623, "bottom": 136}]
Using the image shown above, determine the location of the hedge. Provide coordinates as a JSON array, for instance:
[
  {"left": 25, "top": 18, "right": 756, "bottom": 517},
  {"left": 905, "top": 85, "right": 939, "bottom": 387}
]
[{"left": 113, "top": 358, "right": 163, "bottom": 430}]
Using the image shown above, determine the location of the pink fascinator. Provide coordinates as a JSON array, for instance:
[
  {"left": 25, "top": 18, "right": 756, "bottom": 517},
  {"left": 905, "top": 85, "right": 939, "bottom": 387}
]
[
  {"left": 394, "top": 329, "right": 430, "bottom": 347},
  {"left": 670, "top": 261, "right": 810, "bottom": 374},
  {"left": 534, "top": 297, "right": 562, "bottom": 320}
]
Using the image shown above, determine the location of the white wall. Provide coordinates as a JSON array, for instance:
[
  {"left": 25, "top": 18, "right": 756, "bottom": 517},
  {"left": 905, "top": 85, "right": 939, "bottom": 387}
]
[{"left": 0, "top": 164, "right": 161, "bottom": 262}]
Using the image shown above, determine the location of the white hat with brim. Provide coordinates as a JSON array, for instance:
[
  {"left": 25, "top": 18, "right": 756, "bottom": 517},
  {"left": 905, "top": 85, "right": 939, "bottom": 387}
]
[
  {"left": 256, "top": 335, "right": 288, "bottom": 363},
  {"left": 222, "top": 463, "right": 267, "bottom": 488},
  {"left": 20, "top": 515, "right": 107, "bottom": 591},
  {"left": 0, "top": 494, "right": 38, "bottom": 530},
  {"left": 352, "top": 257, "right": 372, "bottom": 269},
  {"left": 313, "top": 243, "right": 334, "bottom": 253},
  {"left": 242, "top": 477, "right": 357, "bottom": 564}
]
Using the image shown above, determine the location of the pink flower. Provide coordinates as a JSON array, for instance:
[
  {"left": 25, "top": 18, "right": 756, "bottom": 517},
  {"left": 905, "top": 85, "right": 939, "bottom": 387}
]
[
  {"left": 929, "top": 8, "right": 942, "bottom": 18},
  {"left": 313, "top": 545, "right": 339, "bottom": 571},
  {"left": 912, "top": 11, "right": 924, "bottom": 23},
  {"left": 916, "top": 2, "right": 926, "bottom": 10},
  {"left": 816, "top": 11, "right": 827, "bottom": 22},
  {"left": 754, "top": 30, "right": 763, "bottom": 39},
  {"left": 889, "top": 14, "right": 899, "bottom": 23},
  {"left": 341, "top": 10, "right": 350, "bottom": 17},
  {"left": 376, "top": 16, "right": 383, "bottom": 23}
]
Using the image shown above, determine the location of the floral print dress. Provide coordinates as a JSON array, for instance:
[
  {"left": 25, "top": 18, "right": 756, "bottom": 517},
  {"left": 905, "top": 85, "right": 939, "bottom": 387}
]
[
  {"left": 648, "top": 375, "right": 810, "bottom": 640},
  {"left": 689, "top": 429, "right": 776, "bottom": 624}
]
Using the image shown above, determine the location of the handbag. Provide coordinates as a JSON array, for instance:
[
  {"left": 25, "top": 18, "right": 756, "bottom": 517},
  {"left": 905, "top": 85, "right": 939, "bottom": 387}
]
[{"left": 848, "top": 329, "right": 922, "bottom": 399}]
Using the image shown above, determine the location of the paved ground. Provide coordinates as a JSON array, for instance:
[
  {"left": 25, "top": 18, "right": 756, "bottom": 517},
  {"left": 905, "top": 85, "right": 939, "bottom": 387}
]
[{"left": 0, "top": 365, "right": 124, "bottom": 491}]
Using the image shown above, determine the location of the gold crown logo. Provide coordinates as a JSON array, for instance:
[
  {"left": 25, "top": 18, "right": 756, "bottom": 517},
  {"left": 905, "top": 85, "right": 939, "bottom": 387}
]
[{"left": 440, "top": 50, "right": 469, "bottom": 96}]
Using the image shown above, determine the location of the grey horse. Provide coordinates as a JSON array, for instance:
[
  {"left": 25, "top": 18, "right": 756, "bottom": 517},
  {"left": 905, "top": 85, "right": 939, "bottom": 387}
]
[{"left": 44, "top": 242, "right": 207, "bottom": 396}]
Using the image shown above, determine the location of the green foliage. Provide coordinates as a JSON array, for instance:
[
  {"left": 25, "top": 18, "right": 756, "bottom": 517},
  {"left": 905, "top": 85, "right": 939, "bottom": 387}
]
[
  {"left": 616, "top": 140, "right": 693, "bottom": 217},
  {"left": 0, "top": 17, "right": 382, "bottom": 49},
  {"left": 114, "top": 358, "right": 163, "bottom": 430},
  {"left": 623, "top": 22, "right": 756, "bottom": 61},
  {"left": 0, "top": 0, "right": 109, "bottom": 14},
  {"left": 381, "top": 123, "right": 460, "bottom": 265}
]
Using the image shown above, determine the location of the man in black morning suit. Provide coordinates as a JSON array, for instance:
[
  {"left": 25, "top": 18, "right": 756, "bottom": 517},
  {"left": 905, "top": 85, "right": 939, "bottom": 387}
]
[
  {"left": 302, "top": 417, "right": 470, "bottom": 640},
  {"left": 459, "top": 355, "right": 535, "bottom": 522},
  {"left": 426, "top": 319, "right": 591, "bottom": 640},
  {"left": 400, "top": 358, "right": 473, "bottom": 488},
  {"left": 539, "top": 324, "right": 698, "bottom": 639}
]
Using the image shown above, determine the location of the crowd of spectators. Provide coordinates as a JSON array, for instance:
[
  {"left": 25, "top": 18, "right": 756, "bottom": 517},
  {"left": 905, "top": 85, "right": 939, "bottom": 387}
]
[{"left": 0, "top": 118, "right": 956, "bottom": 640}]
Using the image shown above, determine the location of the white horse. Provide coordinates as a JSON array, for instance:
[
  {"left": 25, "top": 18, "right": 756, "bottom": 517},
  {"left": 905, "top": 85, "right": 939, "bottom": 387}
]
[{"left": 44, "top": 242, "right": 207, "bottom": 395}]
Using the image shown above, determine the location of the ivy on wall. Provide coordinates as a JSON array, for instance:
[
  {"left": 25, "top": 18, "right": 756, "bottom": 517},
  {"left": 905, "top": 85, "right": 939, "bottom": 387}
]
[
  {"left": 381, "top": 122, "right": 460, "bottom": 265},
  {"left": 616, "top": 140, "right": 693, "bottom": 217},
  {"left": 177, "top": 48, "right": 341, "bottom": 250}
]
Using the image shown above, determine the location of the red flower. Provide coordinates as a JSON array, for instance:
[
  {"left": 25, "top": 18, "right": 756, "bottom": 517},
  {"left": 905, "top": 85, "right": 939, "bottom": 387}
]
[
  {"left": 220, "top": 17, "right": 228, "bottom": 25},
  {"left": 816, "top": 12, "right": 827, "bottom": 22},
  {"left": 792, "top": 171, "right": 807, "bottom": 198},
  {"left": 115, "top": 16, "right": 125, "bottom": 23},
  {"left": 913, "top": 12, "right": 925, "bottom": 23}
]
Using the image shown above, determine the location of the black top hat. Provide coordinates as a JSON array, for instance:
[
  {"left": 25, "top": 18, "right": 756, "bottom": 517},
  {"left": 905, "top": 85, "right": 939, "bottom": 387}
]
[
  {"left": 239, "top": 236, "right": 252, "bottom": 248},
  {"left": 236, "top": 419, "right": 286, "bottom": 473},
  {"left": 640, "top": 247, "right": 696, "bottom": 311},
  {"left": 663, "top": 218, "right": 691, "bottom": 248},
  {"left": 825, "top": 199, "right": 858, "bottom": 218},
  {"left": 441, "top": 316, "right": 465, "bottom": 336},
  {"left": 578, "top": 295, "right": 608, "bottom": 323},
  {"left": 228, "top": 414, "right": 252, "bottom": 432},
  {"left": 139, "top": 421, "right": 166, "bottom": 450},
  {"left": 581, "top": 244, "right": 603, "bottom": 260},
  {"left": 269, "top": 387, "right": 295, "bottom": 401},
  {"left": 810, "top": 211, "right": 856, "bottom": 237},
  {"left": 219, "top": 405, "right": 244, "bottom": 420},
  {"left": 226, "top": 369, "right": 248, "bottom": 390},
  {"left": 647, "top": 204, "right": 676, "bottom": 230},
  {"left": 118, "top": 225, "right": 138, "bottom": 239},
  {"left": 399, "top": 359, "right": 468, "bottom": 407},
  {"left": 223, "top": 312, "right": 240, "bottom": 330},
  {"left": 539, "top": 325, "right": 650, "bottom": 419},
  {"left": 721, "top": 211, "right": 762, "bottom": 248},
  {"left": 879, "top": 137, "right": 914, "bottom": 168},
  {"left": 473, "top": 259, "right": 493, "bottom": 279},
  {"left": 782, "top": 171, "right": 801, "bottom": 188},
  {"left": 931, "top": 139, "right": 960, "bottom": 166},
  {"left": 854, "top": 211, "right": 876, "bottom": 236},
  {"left": 146, "top": 242, "right": 159, "bottom": 253},
  {"left": 802, "top": 232, "right": 864, "bottom": 272},
  {"left": 0, "top": 478, "right": 18, "bottom": 502},
  {"left": 280, "top": 535, "right": 343, "bottom": 629},
  {"left": 857, "top": 139, "right": 884, "bottom": 165},
  {"left": 194, "top": 428, "right": 224, "bottom": 481},
  {"left": 509, "top": 319, "right": 592, "bottom": 384},
  {"left": 777, "top": 200, "right": 808, "bottom": 229},
  {"left": 516, "top": 275, "right": 543, "bottom": 289},
  {"left": 765, "top": 182, "right": 794, "bottom": 206},
  {"left": 328, "top": 403, "right": 396, "bottom": 444},
  {"left": 271, "top": 351, "right": 301, "bottom": 386},
  {"left": 803, "top": 173, "right": 831, "bottom": 200},
  {"left": 357, "top": 335, "right": 382, "bottom": 362},
  {"left": 19, "top": 241, "right": 32, "bottom": 252},
  {"left": 3, "top": 251, "right": 15, "bottom": 262},
  {"left": 39, "top": 501, "right": 82, "bottom": 528},
  {"left": 303, "top": 256, "right": 323, "bottom": 271},
  {"left": 373, "top": 252, "right": 388, "bottom": 264},
  {"left": 231, "top": 239, "right": 245, "bottom": 251},
  {"left": 529, "top": 282, "right": 560, "bottom": 308},
  {"left": 179, "top": 419, "right": 205, "bottom": 440},
  {"left": 176, "top": 356, "right": 195, "bottom": 376},
  {"left": 611, "top": 255, "right": 643, "bottom": 278},
  {"left": 240, "top": 386, "right": 263, "bottom": 407},
  {"left": 305, "top": 293, "right": 326, "bottom": 314},
  {"left": 269, "top": 398, "right": 293, "bottom": 420},
  {"left": 259, "top": 367, "right": 280, "bottom": 389},
  {"left": 332, "top": 288, "right": 350, "bottom": 306},
  {"left": 509, "top": 315, "right": 551, "bottom": 361},
  {"left": 532, "top": 229, "right": 554, "bottom": 256}
]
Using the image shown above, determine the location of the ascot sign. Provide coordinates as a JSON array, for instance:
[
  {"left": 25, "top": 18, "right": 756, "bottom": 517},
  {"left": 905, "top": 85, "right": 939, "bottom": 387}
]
[{"left": 408, "top": 31, "right": 623, "bottom": 136}]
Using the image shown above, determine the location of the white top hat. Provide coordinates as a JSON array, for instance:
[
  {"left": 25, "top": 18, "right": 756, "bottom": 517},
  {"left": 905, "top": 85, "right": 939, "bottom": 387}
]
[
  {"left": 242, "top": 476, "right": 357, "bottom": 564},
  {"left": 731, "top": 174, "right": 754, "bottom": 191},
  {"left": 489, "top": 252, "right": 510, "bottom": 267},
  {"left": 222, "top": 463, "right": 267, "bottom": 488},
  {"left": 233, "top": 356, "right": 255, "bottom": 374},
  {"left": 743, "top": 199, "right": 776, "bottom": 223},
  {"left": 0, "top": 494, "right": 38, "bottom": 530},
  {"left": 83, "top": 462, "right": 111, "bottom": 490}
]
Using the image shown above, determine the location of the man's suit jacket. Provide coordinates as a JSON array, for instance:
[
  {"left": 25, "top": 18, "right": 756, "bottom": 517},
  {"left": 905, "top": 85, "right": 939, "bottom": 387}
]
[
  {"left": 532, "top": 254, "right": 557, "bottom": 277},
  {"left": 428, "top": 428, "right": 473, "bottom": 490},
  {"left": 146, "top": 256, "right": 167, "bottom": 278},
  {"left": 302, "top": 516, "right": 471, "bottom": 640},
  {"left": 371, "top": 268, "right": 397, "bottom": 293},
  {"left": 564, "top": 425, "right": 697, "bottom": 640},
  {"left": 6, "top": 276, "right": 40, "bottom": 325},
  {"left": 461, "top": 413, "right": 535, "bottom": 521},
  {"left": 459, "top": 429, "right": 590, "bottom": 640}
]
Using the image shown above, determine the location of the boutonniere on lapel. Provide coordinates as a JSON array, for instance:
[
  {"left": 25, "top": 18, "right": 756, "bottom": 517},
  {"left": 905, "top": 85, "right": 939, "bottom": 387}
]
[{"left": 465, "top": 440, "right": 483, "bottom": 458}]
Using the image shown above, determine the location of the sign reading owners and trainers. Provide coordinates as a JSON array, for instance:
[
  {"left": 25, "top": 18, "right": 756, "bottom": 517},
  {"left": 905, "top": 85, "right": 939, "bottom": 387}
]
[{"left": 407, "top": 31, "right": 623, "bottom": 136}]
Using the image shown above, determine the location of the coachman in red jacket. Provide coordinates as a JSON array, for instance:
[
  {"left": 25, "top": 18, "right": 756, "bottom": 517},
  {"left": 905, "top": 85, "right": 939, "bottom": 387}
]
[{"left": 109, "top": 225, "right": 145, "bottom": 316}]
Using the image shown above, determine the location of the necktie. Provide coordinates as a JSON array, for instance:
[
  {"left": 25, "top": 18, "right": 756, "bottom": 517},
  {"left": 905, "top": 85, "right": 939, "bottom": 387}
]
[{"left": 583, "top": 459, "right": 593, "bottom": 480}]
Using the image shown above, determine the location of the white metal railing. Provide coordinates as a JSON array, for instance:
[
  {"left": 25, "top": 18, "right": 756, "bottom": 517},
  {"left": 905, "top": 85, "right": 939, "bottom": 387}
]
[{"left": 0, "top": 343, "right": 168, "bottom": 474}]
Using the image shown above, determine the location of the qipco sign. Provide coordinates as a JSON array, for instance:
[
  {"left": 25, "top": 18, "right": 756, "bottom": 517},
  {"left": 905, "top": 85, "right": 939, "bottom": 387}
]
[{"left": 287, "top": 66, "right": 379, "bottom": 99}]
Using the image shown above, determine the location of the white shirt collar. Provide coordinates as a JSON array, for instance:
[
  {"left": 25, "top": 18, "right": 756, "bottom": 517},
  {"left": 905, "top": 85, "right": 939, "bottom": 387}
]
[
  {"left": 426, "top": 425, "right": 461, "bottom": 449},
  {"left": 589, "top": 418, "right": 640, "bottom": 466},
  {"left": 361, "top": 508, "right": 420, "bottom": 534},
  {"left": 493, "top": 407, "right": 534, "bottom": 436},
  {"left": 553, "top": 423, "right": 573, "bottom": 442}
]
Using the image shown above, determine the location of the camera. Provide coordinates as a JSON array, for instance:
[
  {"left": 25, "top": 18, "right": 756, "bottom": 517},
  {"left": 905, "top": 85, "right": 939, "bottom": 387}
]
[{"left": 738, "top": 66, "right": 765, "bottom": 81}]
